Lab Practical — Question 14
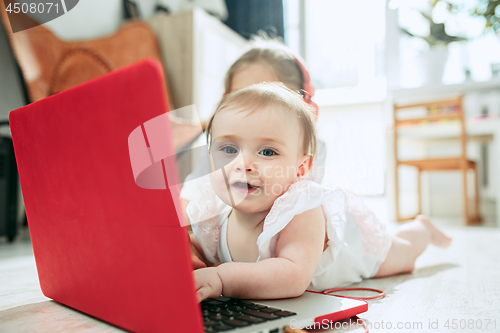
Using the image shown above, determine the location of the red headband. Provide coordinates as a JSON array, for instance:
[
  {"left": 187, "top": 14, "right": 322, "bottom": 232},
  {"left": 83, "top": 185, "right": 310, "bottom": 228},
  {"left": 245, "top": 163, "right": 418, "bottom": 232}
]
[{"left": 293, "top": 54, "right": 319, "bottom": 122}]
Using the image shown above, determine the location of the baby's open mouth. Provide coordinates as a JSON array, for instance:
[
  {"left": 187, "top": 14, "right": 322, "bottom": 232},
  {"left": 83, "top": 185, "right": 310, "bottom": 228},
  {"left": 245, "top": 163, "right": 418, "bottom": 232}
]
[{"left": 231, "top": 181, "right": 259, "bottom": 193}]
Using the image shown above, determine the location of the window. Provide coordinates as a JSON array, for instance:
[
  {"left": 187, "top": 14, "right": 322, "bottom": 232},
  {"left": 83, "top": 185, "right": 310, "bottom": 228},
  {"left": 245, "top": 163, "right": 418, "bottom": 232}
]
[{"left": 285, "top": 0, "right": 387, "bottom": 105}]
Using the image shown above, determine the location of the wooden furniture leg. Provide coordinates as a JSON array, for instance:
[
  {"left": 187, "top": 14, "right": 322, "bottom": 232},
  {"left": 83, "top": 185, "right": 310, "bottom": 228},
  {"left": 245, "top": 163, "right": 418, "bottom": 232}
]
[
  {"left": 417, "top": 168, "right": 422, "bottom": 215},
  {"left": 395, "top": 163, "right": 401, "bottom": 221},
  {"left": 473, "top": 165, "right": 481, "bottom": 223},
  {"left": 462, "top": 165, "right": 470, "bottom": 225}
]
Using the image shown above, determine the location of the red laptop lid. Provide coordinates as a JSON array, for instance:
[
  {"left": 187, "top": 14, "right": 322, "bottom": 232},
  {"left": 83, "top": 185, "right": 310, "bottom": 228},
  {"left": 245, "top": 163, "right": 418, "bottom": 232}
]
[{"left": 9, "top": 59, "right": 203, "bottom": 333}]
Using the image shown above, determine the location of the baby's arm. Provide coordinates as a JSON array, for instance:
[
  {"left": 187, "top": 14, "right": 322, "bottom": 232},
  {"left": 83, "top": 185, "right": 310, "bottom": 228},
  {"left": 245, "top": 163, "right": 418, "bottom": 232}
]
[
  {"left": 194, "top": 206, "right": 325, "bottom": 300},
  {"left": 189, "top": 231, "right": 216, "bottom": 269}
]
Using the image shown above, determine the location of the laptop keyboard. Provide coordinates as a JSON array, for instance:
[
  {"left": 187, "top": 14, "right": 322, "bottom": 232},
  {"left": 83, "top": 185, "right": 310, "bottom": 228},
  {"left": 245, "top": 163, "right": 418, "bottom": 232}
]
[{"left": 201, "top": 296, "right": 297, "bottom": 332}]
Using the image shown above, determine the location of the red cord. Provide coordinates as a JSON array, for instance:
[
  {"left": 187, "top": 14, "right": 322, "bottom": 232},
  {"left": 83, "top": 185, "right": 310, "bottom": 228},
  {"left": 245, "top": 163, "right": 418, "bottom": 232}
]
[
  {"left": 354, "top": 315, "right": 368, "bottom": 333},
  {"left": 320, "top": 287, "right": 385, "bottom": 333},
  {"left": 322, "top": 287, "right": 385, "bottom": 300}
]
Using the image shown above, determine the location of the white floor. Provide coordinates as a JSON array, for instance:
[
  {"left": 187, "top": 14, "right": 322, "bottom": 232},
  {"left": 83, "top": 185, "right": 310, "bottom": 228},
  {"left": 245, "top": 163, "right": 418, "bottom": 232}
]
[{"left": 1, "top": 201, "right": 499, "bottom": 332}]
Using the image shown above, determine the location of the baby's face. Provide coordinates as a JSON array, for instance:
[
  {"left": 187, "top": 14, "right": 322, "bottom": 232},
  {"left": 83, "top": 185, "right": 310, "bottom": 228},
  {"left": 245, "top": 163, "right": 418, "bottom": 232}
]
[{"left": 209, "top": 107, "right": 309, "bottom": 214}]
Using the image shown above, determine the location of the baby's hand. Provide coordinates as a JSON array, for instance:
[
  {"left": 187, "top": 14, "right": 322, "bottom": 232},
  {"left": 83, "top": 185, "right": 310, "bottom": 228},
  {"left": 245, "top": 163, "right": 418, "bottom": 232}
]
[
  {"left": 192, "top": 255, "right": 206, "bottom": 269},
  {"left": 188, "top": 233, "right": 207, "bottom": 269},
  {"left": 191, "top": 248, "right": 207, "bottom": 269},
  {"left": 193, "top": 267, "right": 223, "bottom": 302}
]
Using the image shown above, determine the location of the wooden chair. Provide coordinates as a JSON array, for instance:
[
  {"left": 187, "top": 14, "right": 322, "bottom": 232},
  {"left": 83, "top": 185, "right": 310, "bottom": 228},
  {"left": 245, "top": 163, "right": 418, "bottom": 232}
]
[{"left": 393, "top": 96, "right": 481, "bottom": 225}]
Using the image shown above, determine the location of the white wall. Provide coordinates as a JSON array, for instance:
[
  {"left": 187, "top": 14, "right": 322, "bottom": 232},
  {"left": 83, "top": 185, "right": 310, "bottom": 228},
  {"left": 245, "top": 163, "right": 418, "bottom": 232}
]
[{"left": 316, "top": 102, "right": 386, "bottom": 196}]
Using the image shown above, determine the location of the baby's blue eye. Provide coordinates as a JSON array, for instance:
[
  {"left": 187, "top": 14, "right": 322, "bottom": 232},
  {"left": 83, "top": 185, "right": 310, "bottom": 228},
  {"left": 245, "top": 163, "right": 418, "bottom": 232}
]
[
  {"left": 260, "top": 149, "right": 276, "bottom": 157},
  {"left": 222, "top": 146, "right": 238, "bottom": 154}
]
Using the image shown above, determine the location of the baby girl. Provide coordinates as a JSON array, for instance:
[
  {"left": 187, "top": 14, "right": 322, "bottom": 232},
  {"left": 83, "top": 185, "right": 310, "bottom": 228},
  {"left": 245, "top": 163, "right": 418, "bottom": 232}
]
[{"left": 189, "top": 82, "right": 451, "bottom": 302}]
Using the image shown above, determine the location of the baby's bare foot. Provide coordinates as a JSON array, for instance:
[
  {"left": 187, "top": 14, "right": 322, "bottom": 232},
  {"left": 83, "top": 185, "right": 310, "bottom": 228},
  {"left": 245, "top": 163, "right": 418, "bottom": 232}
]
[{"left": 416, "top": 215, "right": 452, "bottom": 248}]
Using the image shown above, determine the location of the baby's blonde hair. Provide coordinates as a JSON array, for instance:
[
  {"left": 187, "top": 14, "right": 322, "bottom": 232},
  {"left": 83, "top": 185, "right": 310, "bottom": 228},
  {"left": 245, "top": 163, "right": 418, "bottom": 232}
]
[
  {"left": 224, "top": 35, "right": 304, "bottom": 94},
  {"left": 207, "top": 82, "right": 317, "bottom": 164}
]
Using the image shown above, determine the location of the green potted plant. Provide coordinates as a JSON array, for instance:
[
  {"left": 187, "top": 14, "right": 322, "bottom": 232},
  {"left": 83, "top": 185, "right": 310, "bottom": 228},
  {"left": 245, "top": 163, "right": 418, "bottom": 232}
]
[
  {"left": 401, "top": 11, "right": 467, "bottom": 46},
  {"left": 432, "top": 0, "right": 500, "bottom": 33},
  {"left": 399, "top": 6, "right": 467, "bottom": 85},
  {"left": 430, "top": 0, "right": 500, "bottom": 79}
]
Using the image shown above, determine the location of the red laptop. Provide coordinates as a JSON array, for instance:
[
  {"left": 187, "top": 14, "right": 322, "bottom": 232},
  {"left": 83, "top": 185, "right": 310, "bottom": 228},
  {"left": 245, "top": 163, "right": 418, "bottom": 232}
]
[{"left": 9, "top": 59, "right": 367, "bottom": 333}]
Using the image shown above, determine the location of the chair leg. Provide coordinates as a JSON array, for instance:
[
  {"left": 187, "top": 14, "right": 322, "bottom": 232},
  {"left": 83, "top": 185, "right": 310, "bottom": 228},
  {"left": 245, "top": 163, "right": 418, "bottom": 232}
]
[
  {"left": 417, "top": 168, "right": 422, "bottom": 215},
  {"left": 395, "top": 163, "right": 401, "bottom": 222},
  {"left": 473, "top": 165, "right": 481, "bottom": 223},
  {"left": 462, "top": 166, "right": 470, "bottom": 225}
]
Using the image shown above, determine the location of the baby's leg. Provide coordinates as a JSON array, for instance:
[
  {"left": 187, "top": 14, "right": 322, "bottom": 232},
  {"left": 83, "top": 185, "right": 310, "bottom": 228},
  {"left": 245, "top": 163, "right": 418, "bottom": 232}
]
[{"left": 374, "top": 215, "right": 451, "bottom": 278}]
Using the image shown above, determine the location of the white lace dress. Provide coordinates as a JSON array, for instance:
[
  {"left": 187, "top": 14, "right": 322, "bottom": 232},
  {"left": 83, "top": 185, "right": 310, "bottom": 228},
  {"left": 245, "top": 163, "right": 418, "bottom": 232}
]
[{"left": 187, "top": 180, "right": 392, "bottom": 291}]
